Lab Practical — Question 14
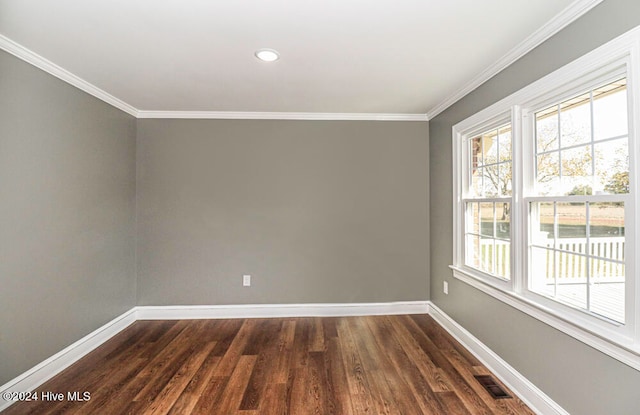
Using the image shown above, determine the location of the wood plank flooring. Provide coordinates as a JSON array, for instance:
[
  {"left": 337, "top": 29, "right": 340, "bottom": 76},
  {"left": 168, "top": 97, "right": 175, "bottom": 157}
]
[{"left": 2, "top": 315, "right": 535, "bottom": 415}]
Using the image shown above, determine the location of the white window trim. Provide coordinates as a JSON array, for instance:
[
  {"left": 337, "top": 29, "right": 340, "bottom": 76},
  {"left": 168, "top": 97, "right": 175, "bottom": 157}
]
[
  {"left": 459, "top": 113, "right": 514, "bottom": 290},
  {"left": 451, "top": 25, "right": 640, "bottom": 371}
]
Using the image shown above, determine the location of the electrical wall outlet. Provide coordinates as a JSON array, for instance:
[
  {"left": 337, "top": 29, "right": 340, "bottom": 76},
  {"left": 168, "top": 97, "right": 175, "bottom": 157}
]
[
  {"left": 243, "top": 274, "right": 251, "bottom": 287},
  {"left": 443, "top": 281, "right": 449, "bottom": 295}
]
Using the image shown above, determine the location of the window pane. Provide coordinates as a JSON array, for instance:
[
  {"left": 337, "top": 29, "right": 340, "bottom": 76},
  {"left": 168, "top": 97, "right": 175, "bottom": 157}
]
[
  {"left": 557, "top": 251, "right": 588, "bottom": 280},
  {"left": 480, "top": 237, "right": 494, "bottom": 274},
  {"left": 496, "top": 202, "right": 510, "bottom": 239},
  {"left": 556, "top": 252, "right": 588, "bottom": 310},
  {"left": 536, "top": 151, "right": 559, "bottom": 195},
  {"left": 530, "top": 200, "right": 626, "bottom": 322},
  {"left": 590, "top": 202, "right": 625, "bottom": 259},
  {"left": 595, "top": 139, "right": 629, "bottom": 194},
  {"left": 471, "top": 136, "right": 483, "bottom": 167},
  {"left": 483, "top": 130, "right": 498, "bottom": 163},
  {"left": 593, "top": 79, "right": 627, "bottom": 141},
  {"left": 467, "top": 124, "right": 512, "bottom": 199},
  {"left": 466, "top": 202, "right": 480, "bottom": 234},
  {"left": 464, "top": 117, "right": 512, "bottom": 280},
  {"left": 498, "top": 125, "right": 512, "bottom": 160},
  {"left": 591, "top": 273, "right": 625, "bottom": 323},
  {"left": 531, "top": 202, "right": 555, "bottom": 243},
  {"left": 557, "top": 202, "right": 586, "bottom": 241},
  {"left": 589, "top": 202, "right": 624, "bottom": 247},
  {"left": 560, "top": 92, "right": 591, "bottom": 147},
  {"left": 590, "top": 257, "right": 625, "bottom": 280},
  {"left": 480, "top": 203, "right": 494, "bottom": 237},
  {"left": 535, "top": 78, "right": 630, "bottom": 199},
  {"left": 590, "top": 256, "right": 624, "bottom": 323},
  {"left": 495, "top": 241, "right": 510, "bottom": 279},
  {"left": 465, "top": 234, "right": 480, "bottom": 269},
  {"left": 536, "top": 107, "right": 559, "bottom": 153},
  {"left": 498, "top": 162, "right": 512, "bottom": 196},
  {"left": 530, "top": 247, "right": 555, "bottom": 296},
  {"left": 471, "top": 167, "right": 483, "bottom": 197},
  {"left": 561, "top": 145, "right": 592, "bottom": 194},
  {"left": 483, "top": 167, "right": 499, "bottom": 197}
]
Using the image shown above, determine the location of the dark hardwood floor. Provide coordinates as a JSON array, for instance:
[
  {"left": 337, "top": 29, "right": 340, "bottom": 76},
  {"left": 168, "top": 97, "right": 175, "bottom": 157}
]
[{"left": 2, "top": 315, "right": 535, "bottom": 414}]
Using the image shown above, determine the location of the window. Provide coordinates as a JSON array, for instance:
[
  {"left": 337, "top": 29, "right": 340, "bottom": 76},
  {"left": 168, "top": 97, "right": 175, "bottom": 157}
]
[
  {"left": 451, "top": 26, "right": 640, "bottom": 370},
  {"left": 464, "top": 123, "right": 512, "bottom": 280},
  {"left": 528, "top": 78, "right": 628, "bottom": 324}
]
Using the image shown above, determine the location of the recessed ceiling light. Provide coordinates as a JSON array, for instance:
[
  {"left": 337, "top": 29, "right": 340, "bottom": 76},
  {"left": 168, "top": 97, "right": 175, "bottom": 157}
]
[{"left": 255, "top": 48, "right": 280, "bottom": 62}]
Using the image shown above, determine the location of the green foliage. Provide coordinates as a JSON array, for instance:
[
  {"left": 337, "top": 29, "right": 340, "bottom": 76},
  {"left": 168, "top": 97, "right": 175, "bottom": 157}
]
[
  {"left": 604, "top": 171, "right": 629, "bottom": 194},
  {"left": 566, "top": 184, "right": 592, "bottom": 196}
]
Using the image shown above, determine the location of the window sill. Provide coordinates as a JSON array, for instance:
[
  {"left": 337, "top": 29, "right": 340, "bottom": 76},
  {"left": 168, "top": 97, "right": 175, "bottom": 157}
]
[{"left": 449, "top": 265, "right": 640, "bottom": 371}]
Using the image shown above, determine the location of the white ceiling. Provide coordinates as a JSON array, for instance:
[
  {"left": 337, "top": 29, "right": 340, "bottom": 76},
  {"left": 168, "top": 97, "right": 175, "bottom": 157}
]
[{"left": 0, "top": 0, "right": 593, "bottom": 118}]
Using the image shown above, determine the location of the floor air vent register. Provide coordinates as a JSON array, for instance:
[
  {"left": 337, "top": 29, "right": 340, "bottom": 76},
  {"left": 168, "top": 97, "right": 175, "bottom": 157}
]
[{"left": 474, "top": 375, "right": 512, "bottom": 399}]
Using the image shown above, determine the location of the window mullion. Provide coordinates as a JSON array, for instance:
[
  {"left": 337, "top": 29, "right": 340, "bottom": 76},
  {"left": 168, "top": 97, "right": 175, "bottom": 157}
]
[
  {"left": 511, "top": 105, "right": 523, "bottom": 294},
  {"left": 557, "top": 104, "right": 562, "bottom": 185},
  {"left": 589, "top": 90, "right": 596, "bottom": 180},
  {"left": 552, "top": 202, "right": 558, "bottom": 297},
  {"left": 587, "top": 91, "right": 595, "bottom": 310},
  {"left": 586, "top": 202, "right": 592, "bottom": 311}
]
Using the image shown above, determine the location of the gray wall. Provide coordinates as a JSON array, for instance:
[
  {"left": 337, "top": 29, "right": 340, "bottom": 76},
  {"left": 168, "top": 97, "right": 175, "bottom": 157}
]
[
  {"left": 429, "top": 1, "right": 640, "bottom": 414},
  {"left": 136, "top": 119, "right": 429, "bottom": 306},
  {"left": 0, "top": 50, "right": 137, "bottom": 384}
]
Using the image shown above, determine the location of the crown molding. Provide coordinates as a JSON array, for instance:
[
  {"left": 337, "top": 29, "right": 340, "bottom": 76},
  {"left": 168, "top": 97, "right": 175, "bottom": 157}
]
[
  {"left": 1, "top": 0, "right": 602, "bottom": 123},
  {"left": 137, "top": 111, "right": 428, "bottom": 121},
  {"left": 425, "top": 0, "right": 604, "bottom": 120},
  {"left": 0, "top": 34, "right": 426, "bottom": 122},
  {"left": 6, "top": 0, "right": 604, "bottom": 124},
  {"left": 0, "top": 34, "right": 139, "bottom": 117}
]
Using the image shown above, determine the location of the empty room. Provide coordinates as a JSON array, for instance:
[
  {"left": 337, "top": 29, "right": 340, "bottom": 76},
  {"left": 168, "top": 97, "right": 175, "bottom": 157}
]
[{"left": 1, "top": 0, "right": 640, "bottom": 414}]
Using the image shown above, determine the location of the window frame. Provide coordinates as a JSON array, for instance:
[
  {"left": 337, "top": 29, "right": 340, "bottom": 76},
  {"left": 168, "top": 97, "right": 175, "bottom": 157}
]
[
  {"left": 460, "top": 115, "right": 514, "bottom": 290},
  {"left": 451, "top": 26, "right": 640, "bottom": 371}
]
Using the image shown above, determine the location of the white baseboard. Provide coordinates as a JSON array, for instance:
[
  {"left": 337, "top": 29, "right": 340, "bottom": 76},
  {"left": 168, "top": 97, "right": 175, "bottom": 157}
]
[
  {"left": 135, "top": 301, "right": 430, "bottom": 320},
  {"left": 0, "top": 308, "right": 137, "bottom": 412},
  {"left": 0, "top": 300, "right": 428, "bottom": 412},
  {"left": 427, "top": 302, "right": 568, "bottom": 415},
  {"left": 1, "top": 301, "right": 564, "bottom": 414}
]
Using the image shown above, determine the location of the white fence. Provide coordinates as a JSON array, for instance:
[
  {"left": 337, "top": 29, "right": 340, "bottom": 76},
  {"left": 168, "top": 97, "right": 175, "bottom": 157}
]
[
  {"left": 542, "top": 237, "right": 624, "bottom": 282},
  {"left": 480, "top": 237, "right": 625, "bottom": 282}
]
